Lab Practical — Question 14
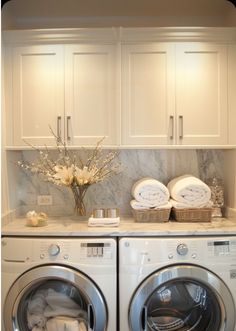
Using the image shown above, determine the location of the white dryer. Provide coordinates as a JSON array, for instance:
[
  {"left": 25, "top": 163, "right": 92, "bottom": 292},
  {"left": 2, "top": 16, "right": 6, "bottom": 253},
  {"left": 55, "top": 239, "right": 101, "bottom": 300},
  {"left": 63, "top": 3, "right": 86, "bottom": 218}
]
[
  {"left": 2, "top": 237, "right": 117, "bottom": 331},
  {"left": 119, "top": 236, "right": 236, "bottom": 331}
]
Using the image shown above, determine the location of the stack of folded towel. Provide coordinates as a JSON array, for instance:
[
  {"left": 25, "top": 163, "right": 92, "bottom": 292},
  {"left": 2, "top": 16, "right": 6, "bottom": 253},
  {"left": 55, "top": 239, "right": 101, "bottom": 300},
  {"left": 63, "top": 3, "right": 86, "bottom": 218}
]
[
  {"left": 27, "top": 288, "right": 87, "bottom": 331},
  {"left": 167, "top": 174, "right": 212, "bottom": 209},
  {"left": 130, "top": 177, "right": 171, "bottom": 210}
]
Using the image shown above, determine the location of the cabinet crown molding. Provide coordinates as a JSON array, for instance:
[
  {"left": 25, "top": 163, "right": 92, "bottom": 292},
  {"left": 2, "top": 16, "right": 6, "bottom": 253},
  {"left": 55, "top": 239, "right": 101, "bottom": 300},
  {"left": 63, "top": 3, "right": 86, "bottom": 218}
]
[
  {"left": 2, "top": 28, "right": 119, "bottom": 45},
  {"left": 3, "top": 27, "right": 236, "bottom": 45},
  {"left": 120, "top": 27, "right": 236, "bottom": 43}
]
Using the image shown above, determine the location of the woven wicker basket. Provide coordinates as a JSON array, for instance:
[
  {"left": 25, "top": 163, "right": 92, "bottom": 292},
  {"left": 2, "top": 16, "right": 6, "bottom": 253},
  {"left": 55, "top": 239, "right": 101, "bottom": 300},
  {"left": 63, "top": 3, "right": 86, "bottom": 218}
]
[
  {"left": 132, "top": 208, "right": 171, "bottom": 223},
  {"left": 172, "top": 207, "right": 212, "bottom": 222}
]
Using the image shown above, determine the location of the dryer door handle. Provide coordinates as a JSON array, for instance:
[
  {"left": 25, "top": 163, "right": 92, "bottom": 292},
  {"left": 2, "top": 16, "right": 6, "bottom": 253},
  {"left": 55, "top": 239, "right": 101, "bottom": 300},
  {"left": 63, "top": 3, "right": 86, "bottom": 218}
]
[
  {"left": 141, "top": 305, "right": 147, "bottom": 331},
  {"left": 88, "top": 303, "right": 94, "bottom": 330}
]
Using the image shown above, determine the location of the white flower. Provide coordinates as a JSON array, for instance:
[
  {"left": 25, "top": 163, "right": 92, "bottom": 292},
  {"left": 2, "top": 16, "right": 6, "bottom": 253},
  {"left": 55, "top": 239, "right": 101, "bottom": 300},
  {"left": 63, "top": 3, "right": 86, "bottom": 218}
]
[
  {"left": 53, "top": 165, "right": 74, "bottom": 186},
  {"left": 26, "top": 210, "right": 37, "bottom": 218},
  {"left": 75, "top": 166, "right": 98, "bottom": 185}
]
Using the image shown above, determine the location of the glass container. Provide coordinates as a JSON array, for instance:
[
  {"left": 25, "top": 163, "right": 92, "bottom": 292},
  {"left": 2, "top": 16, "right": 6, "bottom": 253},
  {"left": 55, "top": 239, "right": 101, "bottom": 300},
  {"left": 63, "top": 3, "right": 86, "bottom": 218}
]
[{"left": 208, "top": 177, "right": 224, "bottom": 217}]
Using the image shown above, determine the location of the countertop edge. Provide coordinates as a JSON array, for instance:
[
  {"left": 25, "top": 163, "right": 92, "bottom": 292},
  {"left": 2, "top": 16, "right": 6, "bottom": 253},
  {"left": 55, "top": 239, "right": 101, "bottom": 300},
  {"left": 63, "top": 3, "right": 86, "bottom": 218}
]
[{"left": 2, "top": 217, "right": 236, "bottom": 237}]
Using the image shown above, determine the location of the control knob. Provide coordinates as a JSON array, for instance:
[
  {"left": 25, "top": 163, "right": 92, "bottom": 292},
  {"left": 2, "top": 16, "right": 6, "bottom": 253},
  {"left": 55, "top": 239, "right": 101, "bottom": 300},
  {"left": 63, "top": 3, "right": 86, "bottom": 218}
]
[
  {"left": 177, "top": 243, "right": 188, "bottom": 256},
  {"left": 48, "top": 244, "right": 60, "bottom": 256}
]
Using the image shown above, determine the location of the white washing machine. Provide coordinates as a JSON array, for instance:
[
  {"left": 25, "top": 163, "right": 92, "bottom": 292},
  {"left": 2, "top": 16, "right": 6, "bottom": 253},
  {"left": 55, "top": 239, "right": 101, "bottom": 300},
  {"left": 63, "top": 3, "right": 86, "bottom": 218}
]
[
  {"left": 119, "top": 236, "right": 236, "bottom": 331},
  {"left": 2, "top": 236, "right": 117, "bottom": 331}
]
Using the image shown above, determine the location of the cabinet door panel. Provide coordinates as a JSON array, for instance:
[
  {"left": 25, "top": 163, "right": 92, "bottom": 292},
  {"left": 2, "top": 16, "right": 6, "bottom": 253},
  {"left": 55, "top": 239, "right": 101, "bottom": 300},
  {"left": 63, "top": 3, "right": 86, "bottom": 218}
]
[
  {"left": 176, "top": 44, "right": 228, "bottom": 145},
  {"left": 122, "top": 44, "right": 175, "bottom": 145},
  {"left": 65, "top": 45, "right": 117, "bottom": 146},
  {"left": 13, "top": 45, "right": 64, "bottom": 146},
  {"left": 228, "top": 45, "right": 236, "bottom": 145}
]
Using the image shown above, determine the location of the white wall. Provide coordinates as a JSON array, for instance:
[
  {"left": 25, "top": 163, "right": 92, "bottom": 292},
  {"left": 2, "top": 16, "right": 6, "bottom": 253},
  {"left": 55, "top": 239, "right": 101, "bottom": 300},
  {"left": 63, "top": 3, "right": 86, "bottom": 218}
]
[{"left": 224, "top": 150, "right": 236, "bottom": 211}]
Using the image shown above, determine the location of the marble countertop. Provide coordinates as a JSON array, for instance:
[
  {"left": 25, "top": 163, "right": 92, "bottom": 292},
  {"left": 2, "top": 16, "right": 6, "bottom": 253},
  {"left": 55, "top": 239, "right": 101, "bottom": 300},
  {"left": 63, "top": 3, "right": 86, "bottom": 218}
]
[{"left": 2, "top": 216, "right": 236, "bottom": 237}]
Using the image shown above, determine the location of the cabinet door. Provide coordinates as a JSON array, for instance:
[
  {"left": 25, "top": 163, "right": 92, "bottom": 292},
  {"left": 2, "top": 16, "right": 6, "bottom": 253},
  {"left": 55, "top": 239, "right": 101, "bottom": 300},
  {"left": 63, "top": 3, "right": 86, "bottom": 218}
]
[
  {"left": 228, "top": 44, "right": 236, "bottom": 145},
  {"left": 12, "top": 45, "right": 64, "bottom": 146},
  {"left": 65, "top": 44, "right": 117, "bottom": 146},
  {"left": 176, "top": 43, "right": 228, "bottom": 145},
  {"left": 121, "top": 43, "right": 175, "bottom": 146}
]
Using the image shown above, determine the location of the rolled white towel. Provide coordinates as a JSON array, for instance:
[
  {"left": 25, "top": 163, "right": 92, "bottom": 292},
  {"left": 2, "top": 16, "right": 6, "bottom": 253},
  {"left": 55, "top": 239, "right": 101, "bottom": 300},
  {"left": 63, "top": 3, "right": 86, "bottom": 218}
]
[
  {"left": 170, "top": 199, "right": 213, "bottom": 209},
  {"left": 130, "top": 200, "right": 172, "bottom": 210},
  {"left": 167, "top": 175, "right": 211, "bottom": 207},
  {"left": 44, "top": 289, "right": 85, "bottom": 318},
  {"left": 46, "top": 316, "right": 80, "bottom": 331},
  {"left": 132, "top": 178, "right": 170, "bottom": 207}
]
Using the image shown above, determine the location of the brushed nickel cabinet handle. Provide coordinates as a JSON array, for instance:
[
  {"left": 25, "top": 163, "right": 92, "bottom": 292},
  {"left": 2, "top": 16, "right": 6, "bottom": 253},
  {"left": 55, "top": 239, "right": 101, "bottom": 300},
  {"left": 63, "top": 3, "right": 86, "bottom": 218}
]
[
  {"left": 179, "top": 115, "right": 183, "bottom": 139},
  {"left": 57, "top": 116, "right": 61, "bottom": 141},
  {"left": 170, "top": 115, "right": 174, "bottom": 140},
  {"left": 66, "top": 116, "right": 71, "bottom": 141}
]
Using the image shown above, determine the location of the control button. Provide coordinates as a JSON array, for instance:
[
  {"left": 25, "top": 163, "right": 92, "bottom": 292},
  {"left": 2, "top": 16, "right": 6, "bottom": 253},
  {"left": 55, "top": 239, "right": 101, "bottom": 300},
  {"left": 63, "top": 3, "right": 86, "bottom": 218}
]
[
  {"left": 87, "top": 247, "right": 92, "bottom": 257},
  {"left": 48, "top": 244, "right": 60, "bottom": 256},
  {"left": 40, "top": 254, "right": 45, "bottom": 259},
  {"left": 191, "top": 253, "right": 197, "bottom": 259},
  {"left": 177, "top": 243, "right": 188, "bottom": 256},
  {"left": 64, "top": 254, "right": 69, "bottom": 260},
  {"left": 92, "top": 247, "right": 98, "bottom": 257},
  {"left": 168, "top": 254, "right": 174, "bottom": 260},
  {"left": 97, "top": 247, "right": 103, "bottom": 257}
]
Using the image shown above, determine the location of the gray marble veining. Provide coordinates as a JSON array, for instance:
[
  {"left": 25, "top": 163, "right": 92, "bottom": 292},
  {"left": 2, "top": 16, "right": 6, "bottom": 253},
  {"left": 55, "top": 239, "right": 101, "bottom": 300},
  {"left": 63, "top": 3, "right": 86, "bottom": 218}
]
[{"left": 8, "top": 149, "right": 224, "bottom": 217}]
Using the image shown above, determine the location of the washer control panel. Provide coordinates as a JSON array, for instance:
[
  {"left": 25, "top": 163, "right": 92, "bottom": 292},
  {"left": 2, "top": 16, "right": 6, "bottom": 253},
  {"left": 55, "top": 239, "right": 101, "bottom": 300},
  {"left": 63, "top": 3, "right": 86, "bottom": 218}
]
[
  {"left": 2, "top": 237, "right": 116, "bottom": 264},
  {"left": 38, "top": 241, "right": 113, "bottom": 260}
]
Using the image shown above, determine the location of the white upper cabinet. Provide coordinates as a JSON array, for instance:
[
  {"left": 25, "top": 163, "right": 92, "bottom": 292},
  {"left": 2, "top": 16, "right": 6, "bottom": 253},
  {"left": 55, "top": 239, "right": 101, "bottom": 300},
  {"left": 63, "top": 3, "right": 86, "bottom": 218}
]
[
  {"left": 3, "top": 28, "right": 236, "bottom": 148},
  {"left": 65, "top": 44, "right": 117, "bottom": 145},
  {"left": 4, "top": 29, "right": 118, "bottom": 147},
  {"left": 122, "top": 43, "right": 175, "bottom": 145},
  {"left": 228, "top": 44, "right": 236, "bottom": 145},
  {"left": 122, "top": 42, "right": 228, "bottom": 146},
  {"left": 175, "top": 43, "right": 228, "bottom": 145},
  {"left": 12, "top": 45, "right": 64, "bottom": 146}
]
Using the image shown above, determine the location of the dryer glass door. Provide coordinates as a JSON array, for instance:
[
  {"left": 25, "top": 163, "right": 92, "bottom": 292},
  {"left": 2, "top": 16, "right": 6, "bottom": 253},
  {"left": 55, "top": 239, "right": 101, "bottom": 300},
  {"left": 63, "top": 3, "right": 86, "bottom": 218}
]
[
  {"left": 4, "top": 265, "right": 107, "bottom": 331},
  {"left": 129, "top": 265, "right": 235, "bottom": 331}
]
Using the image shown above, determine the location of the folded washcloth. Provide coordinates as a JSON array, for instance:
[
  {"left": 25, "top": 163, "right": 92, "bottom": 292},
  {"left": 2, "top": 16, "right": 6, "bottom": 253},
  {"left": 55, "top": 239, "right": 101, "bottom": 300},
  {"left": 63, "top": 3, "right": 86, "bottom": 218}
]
[
  {"left": 130, "top": 200, "right": 172, "bottom": 210},
  {"left": 88, "top": 217, "right": 120, "bottom": 227},
  {"left": 131, "top": 178, "right": 170, "bottom": 207},
  {"left": 44, "top": 289, "right": 86, "bottom": 319},
  {"left": 46, "top": 316, "right": 81, "bottom": 331},
  {"left": 170, "top": 199, "right": 213, "bottom": 209},
  {"left": 167, "top": 175, "right": 211, "bottom": 208}
]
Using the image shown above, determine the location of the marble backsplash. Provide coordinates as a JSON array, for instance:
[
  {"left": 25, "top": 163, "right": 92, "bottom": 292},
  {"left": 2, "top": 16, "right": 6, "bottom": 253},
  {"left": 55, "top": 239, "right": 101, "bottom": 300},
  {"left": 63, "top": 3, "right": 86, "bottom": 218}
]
[{"left": 7, "top": 149, "right": 224, "bottom": 217}]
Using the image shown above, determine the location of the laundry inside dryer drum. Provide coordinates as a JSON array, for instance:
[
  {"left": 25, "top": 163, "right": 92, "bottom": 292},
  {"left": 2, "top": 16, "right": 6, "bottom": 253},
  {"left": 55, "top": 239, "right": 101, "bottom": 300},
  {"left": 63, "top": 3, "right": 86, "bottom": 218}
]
[
  {"left": 146, "top": 280, "right": 221, "bottom": 331},
  {"left": 16, "top": 280, "right": 88, "bottom": 331}
]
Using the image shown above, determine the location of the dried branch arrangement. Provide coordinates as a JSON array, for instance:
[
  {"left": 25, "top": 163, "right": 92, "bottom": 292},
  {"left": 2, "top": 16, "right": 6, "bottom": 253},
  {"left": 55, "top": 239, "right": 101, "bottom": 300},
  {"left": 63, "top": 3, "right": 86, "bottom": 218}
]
[{"left": 18, "top": 130, "right": 121, "bottom": 216}]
